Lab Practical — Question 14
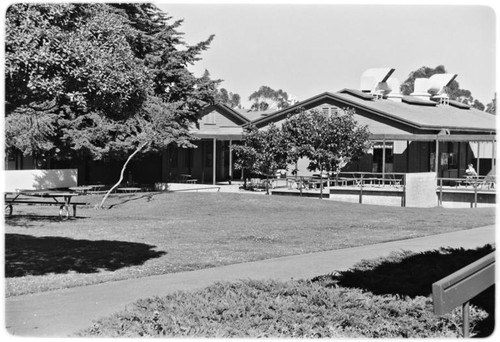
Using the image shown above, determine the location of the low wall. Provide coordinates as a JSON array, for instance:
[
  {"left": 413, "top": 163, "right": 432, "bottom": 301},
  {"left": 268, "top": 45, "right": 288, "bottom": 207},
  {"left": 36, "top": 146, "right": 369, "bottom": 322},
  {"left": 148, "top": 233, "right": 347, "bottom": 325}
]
[
  {"left": 4, "top": 169, "right": 78, "bottom": 192},
  {"left": 439, "top": 190, "right": 496, "bottom": 208},
  {"left": 329, "top": 188, "right": 404, "bottom": 206}
]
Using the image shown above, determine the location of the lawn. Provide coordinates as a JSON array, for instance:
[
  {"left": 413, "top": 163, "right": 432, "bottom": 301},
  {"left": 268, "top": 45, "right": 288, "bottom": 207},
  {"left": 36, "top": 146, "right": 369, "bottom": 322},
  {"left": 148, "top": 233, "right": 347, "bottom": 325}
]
[{"left": 4, "top": 192, "right": 496, "bottom": 296}]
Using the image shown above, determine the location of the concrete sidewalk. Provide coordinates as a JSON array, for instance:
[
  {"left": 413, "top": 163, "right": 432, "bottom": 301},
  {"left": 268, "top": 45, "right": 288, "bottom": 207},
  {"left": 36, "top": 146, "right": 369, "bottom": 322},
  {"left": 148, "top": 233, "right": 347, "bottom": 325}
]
[{"left": 5, "top": 225, "right": 495, "bottom": 337}]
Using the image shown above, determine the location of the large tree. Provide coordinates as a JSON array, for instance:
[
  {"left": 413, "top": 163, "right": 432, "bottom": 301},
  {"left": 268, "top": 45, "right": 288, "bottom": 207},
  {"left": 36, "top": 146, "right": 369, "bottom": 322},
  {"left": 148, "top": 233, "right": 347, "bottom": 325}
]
[
  {"left": 400, "top": 65, "right": 485, "bottom": 110},
  {"left": 281, "top": 108, "right": 371, "bottom": 198},
  {"left": 248, "top": 86, "right": 291, "bottom": 111},
  {"left": 5, "top": 3, "right": 220, "bottom": 207},
  {"left": 485, "top": 94, "right": 496, "bottom": 115},
  {"left": 216, "top": 87, "right": 241, "bottom": 108}
]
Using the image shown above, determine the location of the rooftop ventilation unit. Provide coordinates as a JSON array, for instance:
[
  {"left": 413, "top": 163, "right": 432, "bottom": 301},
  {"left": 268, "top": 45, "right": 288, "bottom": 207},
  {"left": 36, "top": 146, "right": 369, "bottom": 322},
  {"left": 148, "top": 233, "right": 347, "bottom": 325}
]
[
  {"left": 427, "top": 73, "right": 457, "bottom": 96},
  {"left": 386, "top": 78, "right": 403, "bottom": 102},
  {"left": 410, "top": 78, "right": 432, "bottom": 99},
  {"left": 411, "top": 73, "right": 457, "bottom": 103},
  {"left": 360, "top": 68, "right": 396, "bottom": 97}
]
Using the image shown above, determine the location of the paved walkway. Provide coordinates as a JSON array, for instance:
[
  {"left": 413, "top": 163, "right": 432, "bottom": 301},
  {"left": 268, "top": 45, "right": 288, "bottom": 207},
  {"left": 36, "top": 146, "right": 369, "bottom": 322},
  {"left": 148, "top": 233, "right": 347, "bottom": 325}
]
[{"left": 5, "top": 225, "right": 495, "bottom": 337}]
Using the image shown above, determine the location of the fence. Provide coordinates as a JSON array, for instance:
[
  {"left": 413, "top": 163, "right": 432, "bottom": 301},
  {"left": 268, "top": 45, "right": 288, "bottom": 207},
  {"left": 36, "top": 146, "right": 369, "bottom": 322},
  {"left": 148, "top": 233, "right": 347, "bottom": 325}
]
[
  {"left": 437, "top": 177, "right": 496, "bottom": 208},
  {"left": 432, "top": 252, "right": 495, "bottom": 337}
]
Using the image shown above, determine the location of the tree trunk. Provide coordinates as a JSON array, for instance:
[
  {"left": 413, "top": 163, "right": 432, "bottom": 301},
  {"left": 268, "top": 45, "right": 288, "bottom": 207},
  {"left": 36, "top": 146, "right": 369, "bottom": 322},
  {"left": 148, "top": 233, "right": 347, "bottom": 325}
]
[{"left": 98, "top": 142, "right": 148, "bottom": 209}]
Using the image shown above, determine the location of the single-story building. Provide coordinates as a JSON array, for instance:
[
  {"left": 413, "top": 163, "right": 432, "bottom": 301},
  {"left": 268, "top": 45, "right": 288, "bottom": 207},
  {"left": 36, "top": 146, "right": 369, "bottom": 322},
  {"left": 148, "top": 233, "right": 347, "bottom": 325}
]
[{"left": 5, "top": 69, "right": 496, "bottom": 187}]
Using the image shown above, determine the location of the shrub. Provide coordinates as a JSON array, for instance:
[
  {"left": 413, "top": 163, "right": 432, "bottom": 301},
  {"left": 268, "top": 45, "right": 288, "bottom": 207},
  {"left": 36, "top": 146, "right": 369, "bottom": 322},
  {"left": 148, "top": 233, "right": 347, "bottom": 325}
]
[{"left": 78, "top": 278, "right": 487, "bottom": 338}]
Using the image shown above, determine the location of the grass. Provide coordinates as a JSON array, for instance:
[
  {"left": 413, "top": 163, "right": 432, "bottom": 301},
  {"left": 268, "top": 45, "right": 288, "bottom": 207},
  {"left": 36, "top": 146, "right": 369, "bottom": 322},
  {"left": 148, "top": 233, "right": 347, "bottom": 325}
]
[
  {"left": 77, "top": 245, "right": 494, "bottom": 338},
  {"left": 4, "top": 192, "right": 496, "bottom": 296}
]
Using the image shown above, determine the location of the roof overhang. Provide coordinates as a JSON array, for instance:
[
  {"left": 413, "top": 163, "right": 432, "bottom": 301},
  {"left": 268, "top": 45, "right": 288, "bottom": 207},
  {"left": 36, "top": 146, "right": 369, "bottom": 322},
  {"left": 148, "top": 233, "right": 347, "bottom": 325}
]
[
  {"left": 199, "top": 104, "right": 251, "bottom": 126},
  {"left": 192, "top": 133, "right": 243, "bottom": 140},
  {"left": 370, "top": 133, "right": 497, "bottom": 142}
]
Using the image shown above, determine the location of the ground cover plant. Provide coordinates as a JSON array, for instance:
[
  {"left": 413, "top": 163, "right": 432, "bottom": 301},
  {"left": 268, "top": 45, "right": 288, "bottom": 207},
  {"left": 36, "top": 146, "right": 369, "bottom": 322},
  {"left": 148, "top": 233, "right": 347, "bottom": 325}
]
[
  {"left": 78, "top": 245, "right": 492, "bottom": 338},
  {"left": 4, "top": 192, "right": 495, "bottom": 296}
]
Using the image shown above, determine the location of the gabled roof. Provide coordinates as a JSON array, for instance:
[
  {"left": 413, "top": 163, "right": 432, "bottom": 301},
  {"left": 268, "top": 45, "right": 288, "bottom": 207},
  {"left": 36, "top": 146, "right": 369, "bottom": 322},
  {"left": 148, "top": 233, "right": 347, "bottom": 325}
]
[
  {"left": 233, "top": 108, "right": 275, "bottom": 122},
  {"left": 198, "top": 104, "right": 250, "bottom": 125},
  {"left": 250, "top": 90, "right": 496, "bottom": 134}
]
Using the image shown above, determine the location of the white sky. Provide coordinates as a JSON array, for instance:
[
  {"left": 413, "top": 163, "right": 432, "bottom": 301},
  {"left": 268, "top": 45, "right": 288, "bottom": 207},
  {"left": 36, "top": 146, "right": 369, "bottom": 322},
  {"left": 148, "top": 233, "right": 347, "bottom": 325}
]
[{"left": 157, "top": 1, "right": 497, "bottom": 108}]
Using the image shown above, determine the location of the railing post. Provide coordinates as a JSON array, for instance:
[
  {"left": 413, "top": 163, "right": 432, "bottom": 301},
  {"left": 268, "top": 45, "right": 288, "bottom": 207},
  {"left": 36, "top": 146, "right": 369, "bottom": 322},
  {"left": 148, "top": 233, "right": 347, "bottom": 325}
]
[
  {"left": 439, "top": 178, "right": 443, "bottom": 206},
  {"left": 463, "top": 301, "right": 470, "bottom": 338},
  {"left": 402, "top": 174, "right": 406, "bottom": 207},
  {"left": 474, "top": 182, "right": 478, "bottom": 208},
  {"left": 359, "top": 179, "right": 363, "bottom": 204}
]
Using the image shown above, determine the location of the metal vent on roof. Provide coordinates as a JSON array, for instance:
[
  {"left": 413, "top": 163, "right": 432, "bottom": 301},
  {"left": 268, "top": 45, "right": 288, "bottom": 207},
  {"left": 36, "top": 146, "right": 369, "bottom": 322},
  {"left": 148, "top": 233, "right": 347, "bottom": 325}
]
[
  {"left": 360, "top": 68, "right": 395, "bottom": 97},
  {"left": 411, "top": 73, "right": 457, "bottom": 102},
  {"left": 386, "top": 78, "right": 402, "bottom": 102}
]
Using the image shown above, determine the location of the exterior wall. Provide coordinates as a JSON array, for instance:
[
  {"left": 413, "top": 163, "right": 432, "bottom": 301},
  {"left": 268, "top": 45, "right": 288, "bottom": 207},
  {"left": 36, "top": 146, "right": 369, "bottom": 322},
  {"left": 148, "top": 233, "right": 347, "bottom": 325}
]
[
  {"left": 194, "top": 110, "right": 244, "bottom": 136},
  {"left": 5, "top": 169, "right": 78, "bottom": 191},
  {"left": 405, "top": 172, "right": 438, "bottom": 207}
]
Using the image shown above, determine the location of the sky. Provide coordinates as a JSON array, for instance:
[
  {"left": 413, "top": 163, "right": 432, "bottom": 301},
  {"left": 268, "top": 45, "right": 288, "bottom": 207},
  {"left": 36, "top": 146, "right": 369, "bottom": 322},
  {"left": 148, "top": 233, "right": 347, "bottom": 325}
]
[{"left": 157, "top": 1, "right": 497, "bottom": 108}]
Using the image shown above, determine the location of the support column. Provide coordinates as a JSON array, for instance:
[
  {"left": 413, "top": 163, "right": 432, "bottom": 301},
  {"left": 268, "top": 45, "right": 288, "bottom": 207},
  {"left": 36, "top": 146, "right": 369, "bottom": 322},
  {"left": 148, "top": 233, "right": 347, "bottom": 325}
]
[
  {"left": 382, "top": 138, "right": 386, "bottom": 177},
  {"left": 406, "top": 140, "right": 410, "bottom": 173},
  {"left": 213, "top": 138, "right": 217, "bottom": 185},
  {"left": 493, "top": 140, "right": 496, "bottom": 169},
  {"left": 476, "top": 141, "right": 480, "bottom": 176},
  {"left": 435, "top": 139, "right": 439, "bottom": 174},
  {"left": 229, "top": 140, "right": 233, "bottom": 184}
]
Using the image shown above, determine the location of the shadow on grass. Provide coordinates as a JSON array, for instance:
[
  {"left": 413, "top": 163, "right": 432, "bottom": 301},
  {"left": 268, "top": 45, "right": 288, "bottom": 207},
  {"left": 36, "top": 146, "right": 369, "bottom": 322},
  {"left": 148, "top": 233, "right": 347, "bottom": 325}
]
[
  {"left": 5, "top": 233, "right": 166, "bottom": 277},
  {"left": 5, "top": 215, "right": 87, "bottom": 228},
  {"left": 311, "top": 244, "right": 495, "bottom": 337},
  {"left": 106, "top": 192, "right": 161, "bottom": 209}
]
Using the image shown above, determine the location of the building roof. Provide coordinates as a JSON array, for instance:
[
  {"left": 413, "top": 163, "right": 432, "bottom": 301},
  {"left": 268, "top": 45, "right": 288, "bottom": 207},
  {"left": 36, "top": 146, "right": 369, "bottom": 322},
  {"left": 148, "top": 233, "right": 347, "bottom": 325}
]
[
  {"left": 199, "top": 104, "right": 250, "bottom": 125},
  {"left": 234, "top": 108, "right": 275, "bottom": 122},
  {"left": 251, "top": 90, "right": 496, "bottom": 134}
]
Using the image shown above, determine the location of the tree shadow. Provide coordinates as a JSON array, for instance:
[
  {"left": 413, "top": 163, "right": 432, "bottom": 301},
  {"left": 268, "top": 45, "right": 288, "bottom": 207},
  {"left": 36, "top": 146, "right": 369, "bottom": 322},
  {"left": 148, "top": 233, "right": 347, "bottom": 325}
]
[
  {"left": 5, "top": 234, "right": 166, "bottom": 277},
  {"left": 311, "top": 244, "right": 495, "bottom": 337},
  {"left": 106, "top": 192, "right": 161, "bottom": 209},
  {"left": 5, "top": 215, "right": 87, "bottom": 228}
]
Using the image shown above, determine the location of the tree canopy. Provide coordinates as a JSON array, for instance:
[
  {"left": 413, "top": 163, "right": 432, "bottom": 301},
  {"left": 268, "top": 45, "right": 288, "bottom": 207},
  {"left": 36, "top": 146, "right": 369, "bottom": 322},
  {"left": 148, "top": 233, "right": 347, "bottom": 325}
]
[
  {"left": 400, "top": 65, "right": 485, "bottom": 110},
  {"left": 282, "top": 108, "right": 371, "bottom": 173},
  {"left": 5, "top": 3, "right": 219, "bottom": 163},
  {"left": 232, "top": 124, "right": 289, "bottom": 194},
  {"left": 216, "top": 87, "right": 241, "bottom": 108},
  {"left": 248, "top": 86, "right": 291, "bottom": 111}
]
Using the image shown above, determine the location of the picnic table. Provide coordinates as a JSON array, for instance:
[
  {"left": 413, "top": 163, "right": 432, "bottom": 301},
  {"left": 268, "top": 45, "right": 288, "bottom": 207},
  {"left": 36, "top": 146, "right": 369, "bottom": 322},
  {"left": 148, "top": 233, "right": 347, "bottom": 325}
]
[
  {"left": 69, "top": 186, "right": 93, "bottom": 194},
  {"left": 116, "top": 187, "right": 141, "bottom": 193},
  {"left": 179, "top": 174, "right": 197, "bottom": 184},
  {"left": 5, "top": 190, "right": 87, "bottom": 220},
  {"left": 70, "top": 184, "right": 106, "bottom": 194}
]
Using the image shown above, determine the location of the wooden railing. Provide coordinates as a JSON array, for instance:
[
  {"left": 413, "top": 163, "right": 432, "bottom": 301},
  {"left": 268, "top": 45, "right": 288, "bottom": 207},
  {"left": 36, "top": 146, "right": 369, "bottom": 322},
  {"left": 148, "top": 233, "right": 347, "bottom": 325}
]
[
  {"left": 432, "top": 252, "right": 495, "bottom": 337},
  {"left": 437, "top": 177, "right": 496, "bottom": 208}
]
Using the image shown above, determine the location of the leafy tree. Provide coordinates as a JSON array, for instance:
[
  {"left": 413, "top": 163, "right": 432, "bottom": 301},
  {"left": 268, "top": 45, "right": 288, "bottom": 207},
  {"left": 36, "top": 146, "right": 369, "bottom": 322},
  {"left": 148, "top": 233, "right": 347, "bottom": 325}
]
[
  {"left": 232, "top": 124, "right": 288, "bottom": 194},
  {"left": 281, "top": 108, "right": 371, "bottom": 198},
  {"left": 216, "top": 87, "right": 241, "bottom": 108},
  {"left": 485, "top": 94, "right": 496, "bottom": 115},
  {"left": 5, "top": 3, "right": 219, "bottom": 207},
  {"left": 249, "top": 86, "right": 290, "bottom": 111},
  {"left": 400, "top": 65, "right": 485, "bottom": 110}
]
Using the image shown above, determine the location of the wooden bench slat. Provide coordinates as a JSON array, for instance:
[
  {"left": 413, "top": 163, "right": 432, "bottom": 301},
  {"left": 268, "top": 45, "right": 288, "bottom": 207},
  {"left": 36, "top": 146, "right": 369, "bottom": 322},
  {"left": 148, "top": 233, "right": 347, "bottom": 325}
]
[{"left": 6, "top": 200, "right": 89, "bottom": 206}]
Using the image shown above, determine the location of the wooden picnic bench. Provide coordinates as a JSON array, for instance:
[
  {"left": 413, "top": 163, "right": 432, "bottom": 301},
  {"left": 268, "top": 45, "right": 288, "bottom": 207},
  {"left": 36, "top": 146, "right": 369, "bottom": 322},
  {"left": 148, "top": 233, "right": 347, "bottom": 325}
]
[{"left": 5, "top": 190, "right": 88, "bottom": 220}]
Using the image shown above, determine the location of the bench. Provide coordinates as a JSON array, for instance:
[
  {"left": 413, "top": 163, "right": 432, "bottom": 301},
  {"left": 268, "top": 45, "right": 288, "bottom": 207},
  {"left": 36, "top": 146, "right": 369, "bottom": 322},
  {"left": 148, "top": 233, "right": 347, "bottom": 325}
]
[{"left": 5, "top": 199, "right": 89, "bottom": 220}]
